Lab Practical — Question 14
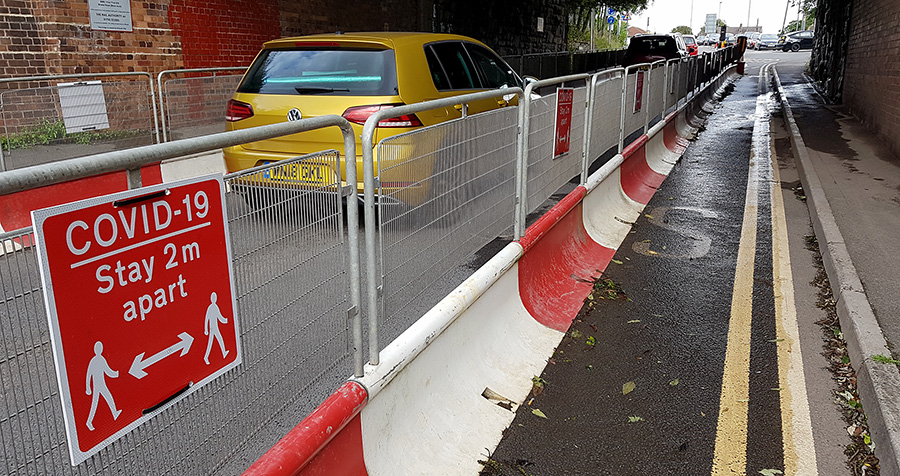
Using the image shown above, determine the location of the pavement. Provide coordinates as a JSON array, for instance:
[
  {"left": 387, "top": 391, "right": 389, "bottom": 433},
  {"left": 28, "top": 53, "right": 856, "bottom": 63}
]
[{"left": 774, "top": 63, "right": 900, "bottom": 475}]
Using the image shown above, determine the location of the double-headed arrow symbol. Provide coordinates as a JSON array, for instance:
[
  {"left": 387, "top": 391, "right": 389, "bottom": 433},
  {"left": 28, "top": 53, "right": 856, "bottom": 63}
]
[{"left": 129, "top": 332, "right": 194, "bottom": 379}]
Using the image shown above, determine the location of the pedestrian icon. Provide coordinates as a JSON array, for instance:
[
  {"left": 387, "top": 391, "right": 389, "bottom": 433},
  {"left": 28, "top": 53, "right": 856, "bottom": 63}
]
[
  {"left": 85, "top": 341, "right": 121, "bottom": 431},
  {"left": 204, "top": 292, "right": 230, "bottom": 365}
]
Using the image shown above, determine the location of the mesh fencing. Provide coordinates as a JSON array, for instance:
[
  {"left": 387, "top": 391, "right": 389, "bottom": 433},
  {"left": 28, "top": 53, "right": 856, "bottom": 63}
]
[
  {"left": 524, "top": 87, "right": 587, "bottom": 214},
  {"left": 0, "top": 81, "right": 156, "bottom": 171},
  {"left": 623, "top": 72, "right": 646, "bottom": 141},
  {"left": 588, "top": 74, "right": 624, "bottom": 161},
  {"left": 162, "top": 74, "right": 244, "bottom": 141},
  {"left": 649, "top": 63, "right": 667, "bottom": 123},
  {"left": 0, "top": 152, "right": 353, "bottom": 475},
  {"left": 376, "top": 107, "right": 518, "bottom": 350}
]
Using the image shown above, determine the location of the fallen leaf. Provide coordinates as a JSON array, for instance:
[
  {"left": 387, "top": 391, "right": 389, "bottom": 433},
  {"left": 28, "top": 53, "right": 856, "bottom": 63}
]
[
  {"left": 669, "top": 378, "right": 679, "bottom": 386},
  {"left": 644, "top": 214, "right": 654, "bottom": 219},
  {"left": 641, "top": 239, "right": 651, "bottom": 243},
  {"left": 758, "top": 470, "right": 783, "bottom": 476},
  {"left": 627, "top": 320, "right": 641, "bottom": 324},
  {"left": 532, "top": 408, "right": 547, "bottom": 419},
  {"left": 627, "top": 416, "right": 645, "bottom": 423},
  {"left": 586, "top": 336, "right": 596, "bottom": 346},
  {"left": 647, "top": 250, "right": 659, "bottom": 256},
  {"left": 611, "top": 259, "right": 624, "bottom": 265},
  {"left": 570, "top": 329, "right": 583, "bottom": 339},
  {"left": 623, "top": 381, "right": 636, "bottom": 395}
]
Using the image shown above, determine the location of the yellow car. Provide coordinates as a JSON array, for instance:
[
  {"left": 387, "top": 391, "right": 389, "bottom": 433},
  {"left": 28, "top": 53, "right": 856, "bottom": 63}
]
[{"left": 223, "top": 32, "right": 523, "bottom": 203}]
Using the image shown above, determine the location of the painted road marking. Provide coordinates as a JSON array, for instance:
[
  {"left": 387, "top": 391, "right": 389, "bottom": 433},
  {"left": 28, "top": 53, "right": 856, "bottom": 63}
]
[
  {"left": 765, "top": 64, "right": 818, "bottom": 476},
  {"left": 712, "top": 62, "right": 818, "bottom": 475},
  {"left": 711, "top": 80, "right": 760, "bottom": 474}
]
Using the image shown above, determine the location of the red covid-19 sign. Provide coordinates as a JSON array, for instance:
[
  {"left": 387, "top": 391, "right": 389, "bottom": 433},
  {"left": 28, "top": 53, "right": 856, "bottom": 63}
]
[
  {"left": 554, "top": 87, "right": 574, "bottom": 157},
  {"left": 31, "top": 175, "right": 241, "bottom": 465}
]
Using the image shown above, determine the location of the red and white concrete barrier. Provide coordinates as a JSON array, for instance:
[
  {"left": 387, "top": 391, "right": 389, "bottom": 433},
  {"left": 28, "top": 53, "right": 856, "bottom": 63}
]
[{"left": 244, "top": 67, "right": 739, "bottom": 476}]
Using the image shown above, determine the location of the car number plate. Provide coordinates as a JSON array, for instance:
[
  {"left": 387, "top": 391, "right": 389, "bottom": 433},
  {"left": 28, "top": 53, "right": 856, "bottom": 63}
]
[{"left": 264, "top": 161, "right": 337, "bottom": 187}]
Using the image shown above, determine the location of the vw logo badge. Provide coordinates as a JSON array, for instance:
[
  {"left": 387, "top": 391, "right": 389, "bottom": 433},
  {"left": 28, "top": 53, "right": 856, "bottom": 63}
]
[{"left": 287, "top": 108, "right": 302, "bottom": 121}]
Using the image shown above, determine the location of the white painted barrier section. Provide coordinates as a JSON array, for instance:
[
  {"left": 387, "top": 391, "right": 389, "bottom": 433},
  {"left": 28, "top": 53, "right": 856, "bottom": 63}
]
[
  {"left": 356, "top": 245, "right": 564, "bottom": 475},
  {"left": 160, "top": 150, "right": 227, "bottom": 182}
]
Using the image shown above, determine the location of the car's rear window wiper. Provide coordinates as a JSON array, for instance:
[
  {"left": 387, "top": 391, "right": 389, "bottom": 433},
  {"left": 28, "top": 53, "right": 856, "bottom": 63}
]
[{"left": 294, "top": 87, "right": 351, "bottom": 94}]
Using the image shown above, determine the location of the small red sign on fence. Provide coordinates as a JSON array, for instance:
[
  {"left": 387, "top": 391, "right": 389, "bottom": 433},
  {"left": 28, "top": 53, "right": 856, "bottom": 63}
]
[
  {"left": 554, "top": 87, "right": 575, "bottom": 157},
  {"left": 634, "top": 71, "right": 645, "bottom": 113},
  {"left": 31, "top": 175, "right": 240, "bottom": 465}
]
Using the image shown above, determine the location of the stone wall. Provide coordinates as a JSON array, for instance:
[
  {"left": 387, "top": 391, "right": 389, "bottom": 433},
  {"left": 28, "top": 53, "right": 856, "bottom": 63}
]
[
  {"left": 432, "top": 0, "right": 568, "bottom": 56},
  {"left": 842, "top": 0, "right": 900, "bottom": 156},
  {"left": 810, "top": 0, "right": 853, "bottom": 103}
]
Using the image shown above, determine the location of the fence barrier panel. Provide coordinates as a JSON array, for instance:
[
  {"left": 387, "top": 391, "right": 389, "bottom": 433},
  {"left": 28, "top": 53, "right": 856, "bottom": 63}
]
[
  {"left": 375, "top": 106, "right": 518, "bottom": 351},
  {"left": 522, "top": 85, "right": 587, "bottom": 216},
  {"left": 588, "top": 72, "right": 625, "bottom": 162},
  {"left": 158, "top": 68, "right": 247, "bottom": 142},
  {"left": 1, "top": 79, "right": 156, "bottom": 172}
]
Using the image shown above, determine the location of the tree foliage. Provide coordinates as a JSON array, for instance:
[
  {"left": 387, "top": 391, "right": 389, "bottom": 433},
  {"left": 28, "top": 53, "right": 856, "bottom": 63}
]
[
  {"left": 566, "top": 0, "right": 650, "bottom": 30},
  {"left": 671, "top": 25, "right": 692, "bottom": 35}
]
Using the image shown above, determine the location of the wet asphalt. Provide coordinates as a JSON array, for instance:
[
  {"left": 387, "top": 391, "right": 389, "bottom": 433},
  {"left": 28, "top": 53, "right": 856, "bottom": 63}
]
[{"left": 482, "top": 64, "right": 789, "bottom": 475}]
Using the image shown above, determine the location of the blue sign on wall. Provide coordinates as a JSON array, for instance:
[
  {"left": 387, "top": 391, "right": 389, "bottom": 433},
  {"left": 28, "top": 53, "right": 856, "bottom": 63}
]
[
  {"left": 607, "top": 15, "right": 615, "bottom": 24},
  {"left": 607, "top": 7, "right": 616, "bottom": 16}
]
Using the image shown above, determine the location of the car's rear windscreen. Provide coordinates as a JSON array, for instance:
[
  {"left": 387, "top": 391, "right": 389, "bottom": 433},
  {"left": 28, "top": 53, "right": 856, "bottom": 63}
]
[
  {"left": 628, "top": 37, "right": 676, "bottom": 56},
  {"left": 237, "top": 48, "right": 399, "bottom": 96}
]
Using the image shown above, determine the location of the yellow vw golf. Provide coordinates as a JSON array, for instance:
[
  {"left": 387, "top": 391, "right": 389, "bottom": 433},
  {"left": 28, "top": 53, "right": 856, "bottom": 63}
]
[{"left": 223, "top": 32, "right": 523, "bottom": 205}]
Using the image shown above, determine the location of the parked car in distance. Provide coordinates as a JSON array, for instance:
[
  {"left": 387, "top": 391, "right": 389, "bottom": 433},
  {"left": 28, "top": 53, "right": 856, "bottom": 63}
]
[
  {"left": 755, "top": 33, "right": 779, "bottom": 50},
  {"left": 696, "top": 35, "right": 709, "bottom": 46},
  {"left": 682, "top": 34, "right": 699, "bottom": 56},
  {"left": 747, "top": 32, "right": 761, "bottom": 49},
  {"left": 724, "top": 33, "right": 736, "bottom": 46},
  {"left": 223, "top": 32, "right": 524, "bottom": 202},
  {"left": 623, "top": 34, "right": 688, "bottom": 67},
  {"left": 778, "top": 30, "right": 815, "bottom": 51}
]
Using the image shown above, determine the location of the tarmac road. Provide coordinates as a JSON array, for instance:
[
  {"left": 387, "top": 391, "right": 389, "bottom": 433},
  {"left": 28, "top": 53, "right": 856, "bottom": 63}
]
[{"left": 483, "top": 50, "right": 858, "bottom": 475}]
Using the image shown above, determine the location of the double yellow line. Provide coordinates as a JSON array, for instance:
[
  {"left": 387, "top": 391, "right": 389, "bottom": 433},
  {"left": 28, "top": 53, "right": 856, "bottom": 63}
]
[{"left": 711, "top": 64, "right": 817, "bottom": 476}]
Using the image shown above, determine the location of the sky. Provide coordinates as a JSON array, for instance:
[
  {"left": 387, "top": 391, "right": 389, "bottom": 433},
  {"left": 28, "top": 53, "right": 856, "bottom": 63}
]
[{"left": 622, "top": 0, "right": 804, "bottom": 35}]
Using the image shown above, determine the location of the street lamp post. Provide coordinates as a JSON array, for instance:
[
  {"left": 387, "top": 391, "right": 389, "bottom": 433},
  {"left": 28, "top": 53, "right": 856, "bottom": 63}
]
[
  {"left": 690, "top": 0, "right": 694, "bottom": 34},
  {"left": 747, "top": 0, "right": 752, "bottom": 32}
]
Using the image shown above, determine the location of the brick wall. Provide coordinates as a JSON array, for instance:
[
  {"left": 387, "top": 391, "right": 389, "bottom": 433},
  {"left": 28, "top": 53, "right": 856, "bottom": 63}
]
[
  {"left": 843, "top": 0, "right": 900, "bottom": 156},
  {"left": 169, "top": 0, "right": 281, "bottom": 69},
  {"left": 0, "top": 0, "right": 565, "bottom": 137}
]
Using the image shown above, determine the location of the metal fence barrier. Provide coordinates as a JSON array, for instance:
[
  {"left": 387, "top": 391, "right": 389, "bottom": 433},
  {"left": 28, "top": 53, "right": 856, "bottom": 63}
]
[
  {"left": 0, "top": 73, "right": 160, "bottom": 173},
  {"left": 586, "top": 69, "right": 625, "bottom": 165},
  {"left": 0, "top": 46, "right": 738, "bottom": 473},
  {"left": 376, "top": 106, "right": 519, "bottom": 351},
  {"left": 157, "top": 67, "right": 247, "bottom": 142},
  {"left": 517, "top": 73, "right": 591, "bottom": 230},
  {"left": 503, "top": 49, "right": 626, "bottom": 78}
]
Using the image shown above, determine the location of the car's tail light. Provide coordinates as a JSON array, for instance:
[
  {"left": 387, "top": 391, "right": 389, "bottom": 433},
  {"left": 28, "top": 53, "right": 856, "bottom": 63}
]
[
  {"left": 342, "top": 104, "right": 423, "bottom": 128},
  {"left": 226, "top": 99, "right": 253, "bottom": 122}
]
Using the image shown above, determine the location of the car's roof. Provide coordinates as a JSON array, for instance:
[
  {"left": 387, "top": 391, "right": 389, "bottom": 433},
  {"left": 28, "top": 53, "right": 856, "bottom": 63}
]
[
  {"left": 261, "top": 32, "right": 486, "bottom": 50},
  {"left": 633, "top": 34, "right": 676, "bottom": 39}
]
